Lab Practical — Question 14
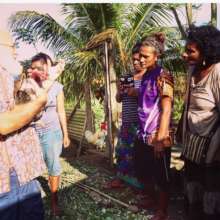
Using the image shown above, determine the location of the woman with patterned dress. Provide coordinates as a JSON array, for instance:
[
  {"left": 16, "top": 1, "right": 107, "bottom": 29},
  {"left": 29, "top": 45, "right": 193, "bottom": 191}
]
[
  {"left": 134, "top": 33, "right": 174, "bottom": 220},
  {"left": 105, "top": 43, "right": 145, "bottom": 189}
]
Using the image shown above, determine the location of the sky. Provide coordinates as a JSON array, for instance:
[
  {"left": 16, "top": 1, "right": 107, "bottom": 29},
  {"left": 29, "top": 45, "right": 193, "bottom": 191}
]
[{"left": 0, "top": 3, "right": 219, "bottom": 61}]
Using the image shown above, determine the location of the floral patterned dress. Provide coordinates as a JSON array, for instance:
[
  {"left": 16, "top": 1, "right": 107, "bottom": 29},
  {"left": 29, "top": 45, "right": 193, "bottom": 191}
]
[{"left": 115, "top": 79, "right": 143, "bottom": 188}]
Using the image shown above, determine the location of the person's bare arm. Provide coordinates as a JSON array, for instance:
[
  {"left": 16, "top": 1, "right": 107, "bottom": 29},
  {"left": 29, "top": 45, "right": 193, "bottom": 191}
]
[
  {"left": 157, "top": 96, "right": 172, "bottom": 139},
  {"left": 0, "top": 93, "right": 47, "bottom": 135},
  {"left": 0, "top": 61, "right": 65, "bottom": 136},
  {"left": 154, "top": 96, "right": 172, "bottom": 158},
  {"left": 57, "top": 91, "right": 70, "bottom": 148}
]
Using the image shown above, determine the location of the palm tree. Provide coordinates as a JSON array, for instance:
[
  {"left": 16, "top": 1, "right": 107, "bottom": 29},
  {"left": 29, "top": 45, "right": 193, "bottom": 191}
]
[{"left": 9, "top": 3, "right": 180, "bottom": 163}]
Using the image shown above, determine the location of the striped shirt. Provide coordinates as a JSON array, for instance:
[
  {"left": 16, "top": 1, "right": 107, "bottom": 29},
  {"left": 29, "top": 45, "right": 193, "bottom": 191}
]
[{"left": 122, "top": 79, "right": 141, "bottom": 124}]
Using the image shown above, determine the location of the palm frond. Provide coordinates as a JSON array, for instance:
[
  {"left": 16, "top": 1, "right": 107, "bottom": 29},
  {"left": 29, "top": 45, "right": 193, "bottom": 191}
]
[
  {"left": 9, "top": 11, "right": 80, "bottom": 53},
  {"left": 85, "top": 28, "right": 127, "bottom": 70},
  {"left": 85, "top": 28, "right": 116, "bottom": 50},
  {"left": 60, "top": 50, "right": 103, "bottom": 101},
  {"left": 124, "top": 3, "right": 172, "bottom": 51},
  {"left": 61, "top": 3, "right": 96, "bottom": 42},
  {"left": 124, "top": 3, "right": 156, "bottom": 49},
  {"left": 69, "top": 50, "right": 102, "bottom": 80},
  {"left": 149, "top": 4, "right": 172, "bottom": 26},
  {"left": 161, "top": 31, "right": 186, "bottom": 75}
]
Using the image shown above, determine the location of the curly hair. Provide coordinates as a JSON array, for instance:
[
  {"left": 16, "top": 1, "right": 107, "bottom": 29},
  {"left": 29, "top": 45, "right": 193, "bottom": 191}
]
[
  {"left": 141, "top": 32, "right": 165, "bottom": 56},
  {"left": 187, "top": 25, "right": 220, "bottom": 65}
]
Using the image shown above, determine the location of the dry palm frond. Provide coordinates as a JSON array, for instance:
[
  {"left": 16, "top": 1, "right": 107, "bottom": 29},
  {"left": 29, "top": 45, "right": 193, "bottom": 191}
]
[{"left": 84, "top": 28, "right": 127, "bottom": 70}]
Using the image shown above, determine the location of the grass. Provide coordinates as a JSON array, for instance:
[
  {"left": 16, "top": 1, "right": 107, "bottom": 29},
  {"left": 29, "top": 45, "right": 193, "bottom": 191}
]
[{"left": 40, "top": 158, "right": 151, "bottom": 220}]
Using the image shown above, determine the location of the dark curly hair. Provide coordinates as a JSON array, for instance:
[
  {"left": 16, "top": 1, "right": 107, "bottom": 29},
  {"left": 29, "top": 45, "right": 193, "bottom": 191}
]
[{"left": 187, "top": 25, "right": 220, "bottom": 65}]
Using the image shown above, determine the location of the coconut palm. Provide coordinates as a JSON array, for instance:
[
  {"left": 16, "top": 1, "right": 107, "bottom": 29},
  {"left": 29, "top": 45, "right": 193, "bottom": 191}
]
[
  {"left": 9, "top": 3, "right": 175, "bottom": 88},
  {"left": 10, "top": 3, "right": 183, "bottom": 162}
]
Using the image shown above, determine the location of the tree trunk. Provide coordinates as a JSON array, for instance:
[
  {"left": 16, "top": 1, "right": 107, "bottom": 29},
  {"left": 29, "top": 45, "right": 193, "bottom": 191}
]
[
  {"left": 84, "top": 78, "right": 95, "bottom": 132},
  {"left": 211, "top": 3, "right": 217, "bottom": 27},
  {"left": 185, "top": 3, "right": 193, "bottom": 26},
  {"left": 108, "top": 47, "right": 120, "bottom": 147},
  {"left": 103, "top": 41, "right": 120, "bottom": 167}
]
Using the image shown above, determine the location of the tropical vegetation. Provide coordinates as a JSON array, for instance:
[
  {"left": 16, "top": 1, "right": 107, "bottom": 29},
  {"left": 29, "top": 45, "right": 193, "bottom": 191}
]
[{"left": 9, "top": 3, "right": 218, "bottom": 156}]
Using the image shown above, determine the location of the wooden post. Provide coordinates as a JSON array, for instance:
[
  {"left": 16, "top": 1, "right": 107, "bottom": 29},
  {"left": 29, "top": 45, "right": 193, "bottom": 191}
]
[
  {"left": 104, "top": 41, "right": 114, "bottom": 167},
  {"left": 211, "top": 3, "right": 217, "bottom": 27},
  {"left": 185, "top": 3, "right": 193, "bottom": 26}
]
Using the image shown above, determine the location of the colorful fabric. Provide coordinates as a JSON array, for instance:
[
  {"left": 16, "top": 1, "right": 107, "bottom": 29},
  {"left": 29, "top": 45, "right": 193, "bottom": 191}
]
[
  {"left": 115, "top": 122, "right": 143, "bottom": 188},
  {"left": 115, "top": 77, "right": 143, "bottom": 187},
  {"left": 0, "top": 67, "right": 46, "bottom": 194},
  {"left": 138, "top": 66, "right": 174, "bottom": 142}
]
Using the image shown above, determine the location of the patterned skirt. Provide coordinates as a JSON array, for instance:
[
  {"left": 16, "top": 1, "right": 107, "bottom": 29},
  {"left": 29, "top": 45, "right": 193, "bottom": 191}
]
[
  {"left": 184, "top": 160, "right": 220, "bottom": 218},
  {"left": 115, "top": 122, "right": 143, "bottom": 188}
]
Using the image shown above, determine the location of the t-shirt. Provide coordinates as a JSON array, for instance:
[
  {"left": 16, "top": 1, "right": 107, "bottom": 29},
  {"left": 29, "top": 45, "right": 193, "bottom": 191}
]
[
  {"left": 138, "top": 66, "right": 174, "bottom": 141},
  {"left": 185, "top": 63, "right": 220, "bottom": 162},
  {"left": 35, "top": 81, "right": 63, "bottom": 133}
]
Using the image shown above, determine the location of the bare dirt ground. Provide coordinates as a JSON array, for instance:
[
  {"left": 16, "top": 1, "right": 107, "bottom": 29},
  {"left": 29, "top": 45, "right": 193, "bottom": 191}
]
[{"left": 39, "top": 144, "right": 186, "bottom": 219}]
